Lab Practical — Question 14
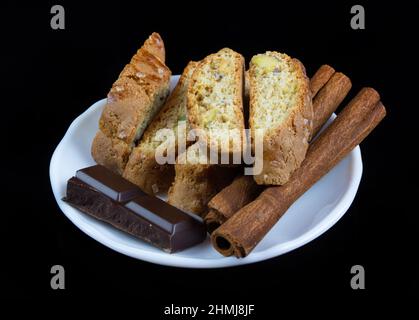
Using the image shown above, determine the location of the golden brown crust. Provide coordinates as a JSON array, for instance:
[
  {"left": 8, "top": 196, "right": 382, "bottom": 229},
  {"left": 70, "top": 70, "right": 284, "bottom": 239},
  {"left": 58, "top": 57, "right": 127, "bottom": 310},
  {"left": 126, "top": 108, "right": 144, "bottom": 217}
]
[
  {"left": 123, "top": 147, "right": 175, "bottom": 194},
  {"left": 168, "top": 162, "right": 213, "bottom": 216},
  {"left": 127, "top": 48, "right": 171, "bottom": 100},
  {"left": 99, "top": 77, "right": 151, "bottom": 144},
  {"left": 244, "top": 70, "right": 250, "bottom": 100},
  {"left": 142, "top": 32, "right": 165, "bottom": 63},
  {"left": 168, "top": 163, "right": 238, "bottom": 217},
  {"left": 250, "top": 53, "right": 313, "bottom": 185},
  {"left": 91, "top": 131, "right": 132, "bottom": 175},
  {"left": 167, "top": 144, "right": 239, "bottom": 216},
  {"left": 123, "top": 62, "right": 198, "bottom": 194}
]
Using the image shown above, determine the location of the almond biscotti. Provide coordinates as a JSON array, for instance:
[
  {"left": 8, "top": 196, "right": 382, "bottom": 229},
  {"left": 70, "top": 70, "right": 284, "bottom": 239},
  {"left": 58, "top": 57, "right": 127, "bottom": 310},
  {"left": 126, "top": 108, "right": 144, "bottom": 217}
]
[
  {"left": 187, "top": 48, "right": 245, "bottom": 159},
  {"left": 91, "top": 33, "right": 171, "bottom": 174},
  {"left": 249, "top": 51, "right": 313, "bottom": 185},
  {"left": 123, "top": 61, "right": 198, "bottom": 194},
  {"left": 168, "top": 143, "right": 238, "bottom": 217}
]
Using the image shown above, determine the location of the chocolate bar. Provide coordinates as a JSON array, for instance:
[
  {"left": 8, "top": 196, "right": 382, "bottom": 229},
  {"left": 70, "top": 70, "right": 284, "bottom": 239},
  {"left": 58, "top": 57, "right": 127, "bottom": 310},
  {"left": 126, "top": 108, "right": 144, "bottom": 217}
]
[{"left": 63, "top": 165, "right": 206, "bottom": 253}]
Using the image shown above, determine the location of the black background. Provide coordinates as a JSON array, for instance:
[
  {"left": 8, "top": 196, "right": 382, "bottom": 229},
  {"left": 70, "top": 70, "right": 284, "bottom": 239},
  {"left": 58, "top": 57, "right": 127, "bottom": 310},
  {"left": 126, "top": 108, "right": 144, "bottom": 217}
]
[{"left": 3, "top": 0, "right": 417, "bottom": 312}]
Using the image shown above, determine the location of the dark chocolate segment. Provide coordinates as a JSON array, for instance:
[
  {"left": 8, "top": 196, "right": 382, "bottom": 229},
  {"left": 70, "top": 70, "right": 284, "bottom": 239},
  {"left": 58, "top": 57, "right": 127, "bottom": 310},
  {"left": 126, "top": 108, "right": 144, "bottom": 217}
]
[
  {"left": 125, "top": 197, "right": 207, "bottom": 250},
  {"left": 64, "top": 166, "right": 207, "bottom": 253},
  {"left": 125, "top": 196, "right": 201, "bottom": 233},
  {"left": 76, "top": 165, "right": 144, "bottom": 202}
]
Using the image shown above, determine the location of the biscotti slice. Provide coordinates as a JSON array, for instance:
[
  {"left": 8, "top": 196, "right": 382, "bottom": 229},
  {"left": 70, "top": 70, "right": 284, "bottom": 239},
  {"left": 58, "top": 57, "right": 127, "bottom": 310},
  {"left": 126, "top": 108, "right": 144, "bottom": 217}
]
[
  {"left": 123, "top": 61, "right": 198, "bottom": 194},
  {"left": 168, "top": 143, "right": 238, "bottom": 217},
  {"left": 249, "top": 51, "right": 313, "bottom": 185},
  {"left": 100, "top": 38, "right": 171, "bottom": 145},
  {"left": 187, "top": 48, "right": 245, "bottom": 159},
  {"left": 91, "top": 33, "right": 171, "bottom": 174}
]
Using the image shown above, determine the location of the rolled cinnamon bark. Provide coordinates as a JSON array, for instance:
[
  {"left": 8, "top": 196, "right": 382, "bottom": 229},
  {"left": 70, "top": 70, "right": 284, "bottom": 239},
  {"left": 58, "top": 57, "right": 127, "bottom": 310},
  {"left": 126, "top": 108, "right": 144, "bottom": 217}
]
[
  {"left": 206, "top": 176, "right": 263, "bottom": 233},
  {"left": 310, "top": 65, "right": 335, "bottom": 97},
  {"left": 205, "top": 65, "right": 350, "bottom": 232},
  {"left": 212, "top": 88, "right": 385, "bottom": 257},
  {"left": 311, "top": 72, "right": 352, "bottom": 137}
]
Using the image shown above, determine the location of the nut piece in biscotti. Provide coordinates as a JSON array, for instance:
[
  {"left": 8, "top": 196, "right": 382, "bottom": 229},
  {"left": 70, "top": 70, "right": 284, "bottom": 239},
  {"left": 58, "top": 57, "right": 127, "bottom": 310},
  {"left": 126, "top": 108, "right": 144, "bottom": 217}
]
[
  {"left": 91, "top": 32, "right": 171, "bottom": 174},
  {"left": 123, "top": 61, "right": 198, "bottom": 194},
  {"left": 187, "top": 48, "right": 245, "bottom": 159},
  {"left": 168, "top": 143, "right": 238, "bottom": 217},
  {"left": 249, "top": 51, "right": 313, "bottom": 185}
]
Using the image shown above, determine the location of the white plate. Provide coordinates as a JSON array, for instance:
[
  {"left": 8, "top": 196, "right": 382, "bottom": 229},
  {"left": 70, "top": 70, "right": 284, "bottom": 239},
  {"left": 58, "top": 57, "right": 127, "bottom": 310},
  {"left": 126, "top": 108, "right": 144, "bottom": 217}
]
[{"left": 50, "top": 75, "right": 362, "bottom": 268}]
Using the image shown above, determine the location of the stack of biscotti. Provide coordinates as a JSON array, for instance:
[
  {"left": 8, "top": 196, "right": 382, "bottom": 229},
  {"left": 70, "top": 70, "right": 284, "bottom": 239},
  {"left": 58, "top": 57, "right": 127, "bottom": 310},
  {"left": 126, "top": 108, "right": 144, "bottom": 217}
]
[
  {"left": 167, "top": 48, "right": 245, "bottom": 215},
  {"left": 249, "top": 51, "right": 313, "bottom": 185},
  {"left": 91, "top": 33, "right": 171, "bottom": 175},
  {"left": 89, "top": 38, "right": 314, "bottom": 217},
  {"left": 123, "top": 61, "right": 198, "bottom": 194}
]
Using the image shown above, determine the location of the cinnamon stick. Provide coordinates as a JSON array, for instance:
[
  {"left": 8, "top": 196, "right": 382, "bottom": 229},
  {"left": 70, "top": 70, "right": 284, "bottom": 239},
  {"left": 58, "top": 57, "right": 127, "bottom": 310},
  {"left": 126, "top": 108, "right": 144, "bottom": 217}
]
[
  {"left": 205, "top": 65, "right": 350, "bottom": 232},
  {"left": 206, "top": 176, "right": 262, "bottom": 233},
  {"left": 310, "top": 64, "right": 335, "bottom": 97},
  {"left": 212, "top": 88, "right": 385, "bottom": 257},
  {"left": 312, "top": 72, "right": 352, "bottom": 137}
]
